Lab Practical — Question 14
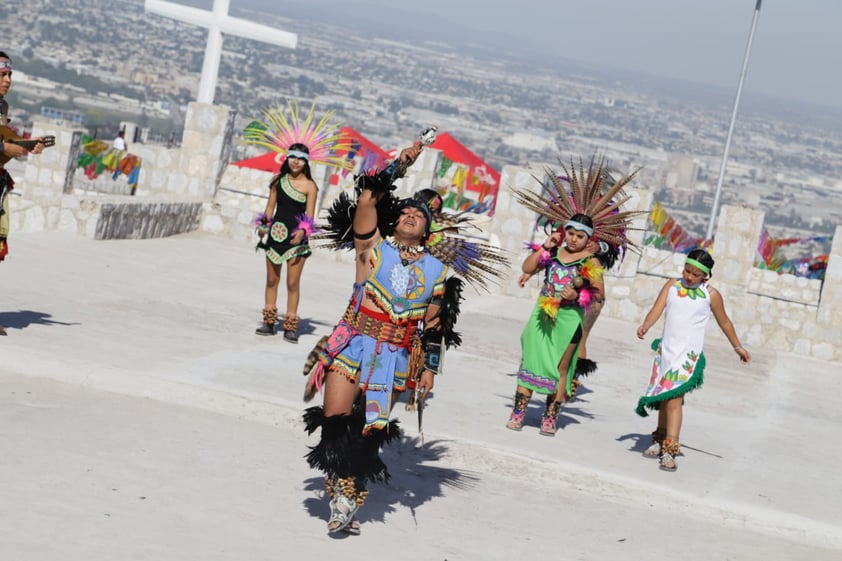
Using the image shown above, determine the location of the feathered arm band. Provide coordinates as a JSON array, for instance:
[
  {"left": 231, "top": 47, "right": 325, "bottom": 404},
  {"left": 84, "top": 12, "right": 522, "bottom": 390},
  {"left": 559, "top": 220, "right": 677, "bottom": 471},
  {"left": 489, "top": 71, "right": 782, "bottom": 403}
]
[
  {"left": 294, "top": 214, "right": 318, "bottom": 240},
  {"left": 576, "top": 257, "right": 605, "bottom": 308},
  {"left": 524, "top": 242, "right": 552, "bottom": 268}
]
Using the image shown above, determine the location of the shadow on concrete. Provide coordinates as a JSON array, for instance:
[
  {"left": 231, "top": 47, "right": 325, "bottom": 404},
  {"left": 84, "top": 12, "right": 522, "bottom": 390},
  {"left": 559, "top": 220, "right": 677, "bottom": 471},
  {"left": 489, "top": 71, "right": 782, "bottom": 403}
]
[
  {"left": 302, "top": 436, "right": 480, "bottom": 536},
  {"left": 616, "top": 432, "right": 653, "bottom": 454},
  {"left": 615, "top": 432, "right": 723, "bottom": 459},
  {"left": 556, "top": 405, "right": 595, "bottom": 429},
  {"left": 0, "top": 310, "right": 79, "bottom": 331},
  {"left": 494, "top": 390, "right": 595, "bottom": 431},
  {"left": 274, "top": 316, "right": 332, "bottom": 336}
]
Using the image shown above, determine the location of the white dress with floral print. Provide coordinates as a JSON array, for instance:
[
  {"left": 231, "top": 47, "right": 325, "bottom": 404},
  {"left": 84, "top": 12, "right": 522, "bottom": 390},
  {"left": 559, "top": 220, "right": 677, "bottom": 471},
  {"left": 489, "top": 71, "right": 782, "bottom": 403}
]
[{"left": 636, "top": 279, "right": 711, "bottom": 416}]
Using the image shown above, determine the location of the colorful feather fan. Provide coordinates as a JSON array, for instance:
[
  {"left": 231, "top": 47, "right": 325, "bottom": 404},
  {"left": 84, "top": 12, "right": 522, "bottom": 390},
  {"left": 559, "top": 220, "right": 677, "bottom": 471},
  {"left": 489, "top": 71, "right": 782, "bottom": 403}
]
[{"left": 242, "top": 99, "right": 353, "bottom": 170}]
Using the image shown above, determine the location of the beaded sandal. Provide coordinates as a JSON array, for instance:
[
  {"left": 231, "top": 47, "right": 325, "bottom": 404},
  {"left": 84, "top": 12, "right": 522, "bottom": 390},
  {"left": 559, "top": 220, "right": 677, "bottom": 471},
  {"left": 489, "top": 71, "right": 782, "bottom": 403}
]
[
  {"left": 539, "top": 400, "right": 561, "bottom": 436},
  {"left": 659, "top": 452, "right": 677, "bottom": 472},
  {"left": 539, "top": 414, "right": 557, "bottom": 436},
  {"left": 506, "top": 392, "right": 530, "bottom": 431},
  {"left": 506, "top": 409, "right": 526, "bottom": 431},
  {"left": 659, "top": 437, "right": 680, "bottom": 472},
  {"left": 643, "top": 427, "right": 666, "bottom": 458},
  {"left": 643, "top": 442, "right": 662, "bottom": 458},
  {"left": 327, "top": 495, "right": 359, "bottom": 534},
  {"left": 342, "top": 517, "right": 361, "bottom": 535}
]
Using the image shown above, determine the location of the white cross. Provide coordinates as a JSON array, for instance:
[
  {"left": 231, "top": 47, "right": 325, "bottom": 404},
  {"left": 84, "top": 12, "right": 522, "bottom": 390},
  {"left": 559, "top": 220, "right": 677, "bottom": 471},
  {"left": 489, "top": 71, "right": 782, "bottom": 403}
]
[{"left": 145, "top": 0, "right": 298, "bottom": 104}]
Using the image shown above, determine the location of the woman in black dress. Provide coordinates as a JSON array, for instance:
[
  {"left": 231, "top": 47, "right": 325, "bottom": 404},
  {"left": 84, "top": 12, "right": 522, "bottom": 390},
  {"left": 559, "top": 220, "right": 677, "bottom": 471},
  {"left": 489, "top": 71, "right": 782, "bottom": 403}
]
[{"left": 255, "top": 142, "right": 318, "bottom": 342}]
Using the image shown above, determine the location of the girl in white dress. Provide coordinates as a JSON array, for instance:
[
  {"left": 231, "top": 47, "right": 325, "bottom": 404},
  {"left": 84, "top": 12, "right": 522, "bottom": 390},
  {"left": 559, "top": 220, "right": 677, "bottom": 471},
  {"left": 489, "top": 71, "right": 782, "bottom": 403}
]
[{"left": 635, "top": 249, "right": 751, "bottom": 471}]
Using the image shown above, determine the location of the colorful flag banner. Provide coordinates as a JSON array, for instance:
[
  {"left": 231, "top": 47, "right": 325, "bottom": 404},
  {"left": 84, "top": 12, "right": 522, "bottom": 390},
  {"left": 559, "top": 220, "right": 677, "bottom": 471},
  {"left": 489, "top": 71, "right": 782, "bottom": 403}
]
[
  {"left": 644, "top": 201, "right": 703, "bottom": 253},
  {"left": 755, "top": 228, "right": 831, "bottom": 280},
  {"left": 76, "top": 134, "right": 142, "bottom": 192}
]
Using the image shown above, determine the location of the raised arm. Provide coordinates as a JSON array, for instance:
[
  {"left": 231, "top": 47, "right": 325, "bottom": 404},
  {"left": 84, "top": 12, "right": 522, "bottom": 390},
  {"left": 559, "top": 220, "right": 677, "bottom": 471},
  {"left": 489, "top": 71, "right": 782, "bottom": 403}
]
[
  {"left": 353, "top": 145, "right": 423, "bottom": 258},
  {"left": 637, "top": 279, "right": 672, "bottom": 339},
  {"left": 352, "top": 188, "right": 382, "bottom": 255}
]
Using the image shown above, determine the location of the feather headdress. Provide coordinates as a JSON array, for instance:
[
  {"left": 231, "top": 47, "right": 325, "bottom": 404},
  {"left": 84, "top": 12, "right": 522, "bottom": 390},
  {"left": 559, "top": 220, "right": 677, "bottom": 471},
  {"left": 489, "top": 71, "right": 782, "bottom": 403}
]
[
  {"left": 242, "top": 99, "right": 353, "bottom": 170},
  {"left": 514, "top": 154, "right": 644, "bottom": 258}
]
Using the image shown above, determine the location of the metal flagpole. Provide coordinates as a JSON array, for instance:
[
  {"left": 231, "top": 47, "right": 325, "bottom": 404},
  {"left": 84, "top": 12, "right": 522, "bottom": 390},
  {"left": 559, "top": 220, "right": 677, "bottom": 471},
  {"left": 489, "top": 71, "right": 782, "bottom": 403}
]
[{"left": 705, "top": 0, "right": 763, "bottom": 243}]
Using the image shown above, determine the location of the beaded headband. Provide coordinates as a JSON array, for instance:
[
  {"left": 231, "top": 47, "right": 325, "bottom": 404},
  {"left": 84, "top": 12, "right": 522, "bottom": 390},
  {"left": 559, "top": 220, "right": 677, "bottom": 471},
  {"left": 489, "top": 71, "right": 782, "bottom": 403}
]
[
  {"left": 564, "top": 219, "right": 593, "bottom": 237},
  {"left": 287, "top": 149, "right": 309, "bottom": 161}
]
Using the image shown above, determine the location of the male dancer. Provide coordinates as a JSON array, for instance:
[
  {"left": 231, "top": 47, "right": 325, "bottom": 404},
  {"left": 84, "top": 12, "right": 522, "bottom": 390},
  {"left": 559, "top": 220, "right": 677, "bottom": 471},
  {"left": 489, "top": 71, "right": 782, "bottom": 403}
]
[{"left": 302, "top": 143, "right": 447, "bottom": 534}]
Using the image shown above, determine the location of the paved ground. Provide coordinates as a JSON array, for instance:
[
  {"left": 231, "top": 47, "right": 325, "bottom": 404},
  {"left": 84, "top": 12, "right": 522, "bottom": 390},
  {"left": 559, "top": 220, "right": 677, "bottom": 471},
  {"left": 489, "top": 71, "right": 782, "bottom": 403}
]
[{"left": 1, "top": 231, "right": 840, "bottom": 560}]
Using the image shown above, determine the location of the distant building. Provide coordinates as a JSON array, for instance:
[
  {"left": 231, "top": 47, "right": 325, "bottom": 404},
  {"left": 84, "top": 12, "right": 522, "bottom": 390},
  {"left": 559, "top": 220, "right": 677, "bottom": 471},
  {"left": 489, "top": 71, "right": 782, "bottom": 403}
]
[
  {"left": 40, "top": 106, "right": 84, "bottom": 126},
  {"left": 666, "top": 154, "right": 698, "bottom": 190},
  {"left": 503, "top": 130, "right": 558, "bottom": 152}
]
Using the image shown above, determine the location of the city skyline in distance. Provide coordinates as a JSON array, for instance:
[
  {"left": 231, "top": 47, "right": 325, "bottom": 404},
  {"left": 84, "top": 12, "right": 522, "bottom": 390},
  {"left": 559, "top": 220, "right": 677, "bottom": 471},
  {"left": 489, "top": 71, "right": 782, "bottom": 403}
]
[{"left": 178, "top": 0, "right": 842, "bottom": 113}]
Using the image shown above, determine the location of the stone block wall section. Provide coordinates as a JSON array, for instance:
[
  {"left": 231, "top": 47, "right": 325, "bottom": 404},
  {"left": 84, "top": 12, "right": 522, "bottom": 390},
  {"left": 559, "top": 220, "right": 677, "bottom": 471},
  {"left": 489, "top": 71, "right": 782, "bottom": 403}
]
[
  {"left": 7, "top": 108, "right": 840, "bottom": 360},
  {"left": 10, "top": 102, "right": 231, "bottom": 239}
]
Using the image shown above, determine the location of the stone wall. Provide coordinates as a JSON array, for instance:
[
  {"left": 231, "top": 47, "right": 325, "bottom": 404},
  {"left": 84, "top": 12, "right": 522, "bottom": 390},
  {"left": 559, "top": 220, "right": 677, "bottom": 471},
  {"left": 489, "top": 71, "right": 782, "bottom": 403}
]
[
  {"left": 11, "top": 103, "right": 231, "bottom": 239},
  {"left": 8, "top": 111, "right": 840, "bottom": 360}
]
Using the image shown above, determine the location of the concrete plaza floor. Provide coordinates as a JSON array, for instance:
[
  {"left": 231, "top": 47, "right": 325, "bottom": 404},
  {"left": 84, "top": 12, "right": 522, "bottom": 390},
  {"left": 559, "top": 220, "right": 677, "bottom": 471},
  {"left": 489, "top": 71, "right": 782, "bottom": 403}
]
[{"left": 1, "top": 231, "right": 840, "bottom": 560}]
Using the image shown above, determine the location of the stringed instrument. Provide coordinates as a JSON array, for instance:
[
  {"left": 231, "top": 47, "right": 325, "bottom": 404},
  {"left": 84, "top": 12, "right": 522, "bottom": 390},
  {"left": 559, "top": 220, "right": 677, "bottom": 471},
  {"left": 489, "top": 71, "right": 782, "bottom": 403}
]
[{"left": 0, "top": 125, "right": 55, "bottom": 165}]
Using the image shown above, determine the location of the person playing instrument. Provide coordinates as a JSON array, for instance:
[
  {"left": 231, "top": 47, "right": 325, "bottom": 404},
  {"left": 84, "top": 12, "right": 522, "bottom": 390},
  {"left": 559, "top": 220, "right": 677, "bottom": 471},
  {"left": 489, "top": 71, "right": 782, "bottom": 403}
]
[{"left": 1, "top": 51, "right": 46, "bottom": 335}]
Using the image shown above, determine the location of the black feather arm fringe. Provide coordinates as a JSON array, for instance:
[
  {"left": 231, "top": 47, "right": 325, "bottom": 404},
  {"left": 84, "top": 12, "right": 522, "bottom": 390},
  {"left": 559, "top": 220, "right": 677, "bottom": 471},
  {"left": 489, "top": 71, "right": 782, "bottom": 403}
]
[
  {"left": 356, "top": 161, "right": 403, "bottom": 195},
  {"left": 313, "top": 186, "right": 400, "bottom": 250},
  {"left": 440, "top": 276, "right": 464, "bottom": 349},
  {"left": 574, "top": 358, "right": 598, "bottom": 378},
  {"left": 303, "top": 405, "right": 404, "bottom": 483}
]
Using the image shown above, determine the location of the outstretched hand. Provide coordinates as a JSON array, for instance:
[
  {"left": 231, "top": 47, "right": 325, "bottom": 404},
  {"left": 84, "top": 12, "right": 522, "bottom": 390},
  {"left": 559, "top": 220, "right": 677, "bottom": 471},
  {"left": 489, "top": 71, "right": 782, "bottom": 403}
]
[{"left": 398, "top": 145, "right": 423, "bottom": 166}]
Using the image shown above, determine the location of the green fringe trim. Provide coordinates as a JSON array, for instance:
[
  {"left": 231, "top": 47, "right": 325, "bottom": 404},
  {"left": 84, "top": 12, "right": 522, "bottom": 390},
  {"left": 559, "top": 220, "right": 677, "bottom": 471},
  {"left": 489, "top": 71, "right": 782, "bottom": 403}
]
[{"left": 635, "top": 339, "right": 706, "bottom": 418}]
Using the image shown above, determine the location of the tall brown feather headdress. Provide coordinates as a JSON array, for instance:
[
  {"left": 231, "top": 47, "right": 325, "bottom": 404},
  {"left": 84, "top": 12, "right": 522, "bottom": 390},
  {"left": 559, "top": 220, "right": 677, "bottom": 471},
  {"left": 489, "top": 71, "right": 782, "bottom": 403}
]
[{"left": 513, "top": 154, "right": 644, "bottom": 257}]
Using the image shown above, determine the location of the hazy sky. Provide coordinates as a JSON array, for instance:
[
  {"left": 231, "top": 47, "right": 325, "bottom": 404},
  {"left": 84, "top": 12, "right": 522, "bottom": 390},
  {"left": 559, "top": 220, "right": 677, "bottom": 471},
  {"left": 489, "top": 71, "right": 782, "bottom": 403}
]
[{"left": 264, "top": 0, "right": 840, "bottom": 110}]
